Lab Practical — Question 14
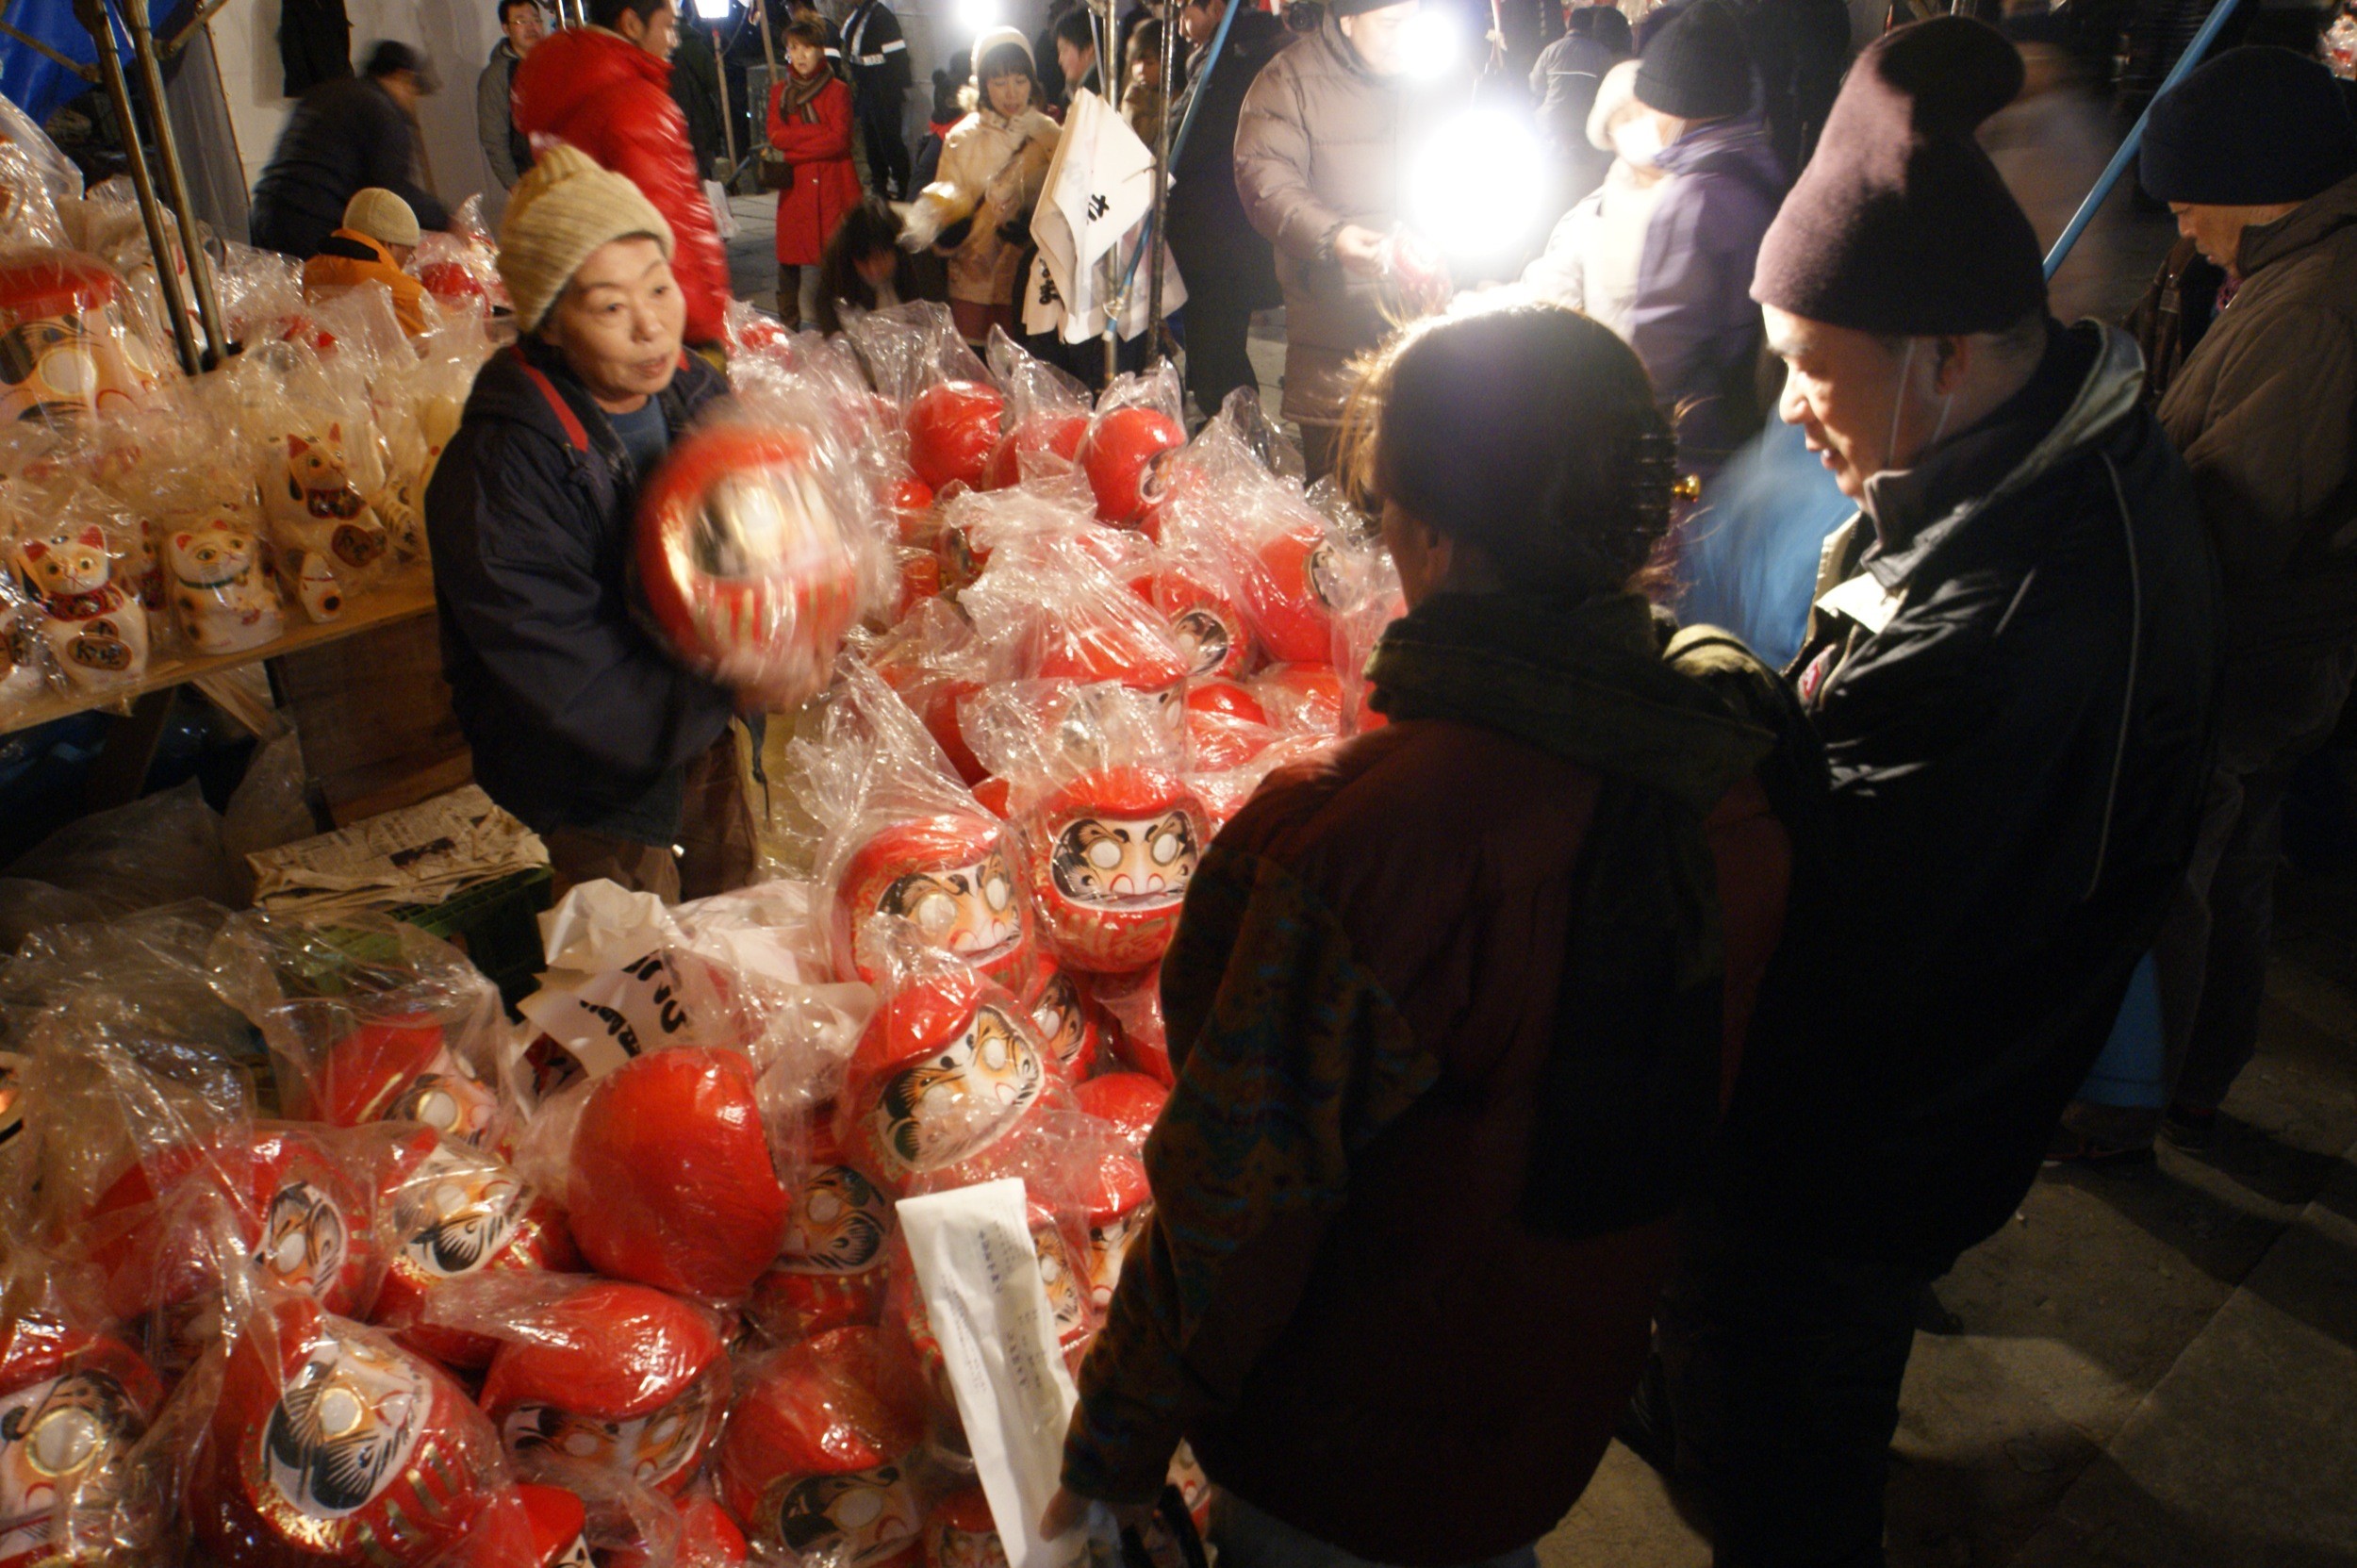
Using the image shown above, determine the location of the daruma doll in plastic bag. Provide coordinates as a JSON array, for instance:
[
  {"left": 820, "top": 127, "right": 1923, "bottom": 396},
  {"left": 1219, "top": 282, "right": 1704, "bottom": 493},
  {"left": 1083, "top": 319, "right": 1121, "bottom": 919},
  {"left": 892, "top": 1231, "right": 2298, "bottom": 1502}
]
[
  {"left": 371, "top": 1128, "right": 578, "bottom": 1372},
  {"left": 717, "top": 1326, "right": 928, "bottom": 1565},
  {"left": 836, "top": 954, "right": 1046, "bottom": 1196},
  {"left": 636, "top": 422, "right": 862, "bottom": 706},
  {"left": 475, "top": 1279, "right": 731, "bottom": 1499},
  {"left": 190, "top": 1296, "right": 509, "bottom": 1568},
  {"left": 0, "top": 1311, "right": 164, "bottom": 1568},
  {"left": 1021, "top": 766, "right": 1209, "bottom": 975},
  {"left": 746, "top": 1124, "right": 896, "bottom": 1346},
  {"left": 832, "top": 812, "right": 1030, "bottom": 988},
  {"left": 0, "top": 250, "right": 169, "bottom": 423}
]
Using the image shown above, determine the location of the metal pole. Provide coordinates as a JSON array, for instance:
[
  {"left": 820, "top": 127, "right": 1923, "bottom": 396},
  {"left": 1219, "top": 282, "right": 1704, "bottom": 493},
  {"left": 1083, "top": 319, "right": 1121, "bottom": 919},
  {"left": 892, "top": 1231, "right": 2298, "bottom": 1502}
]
[
  {"left": 115, "top": 0, "right": 228, "bottom": 367},
  {"left": 2045, "top": 0, "right": 2241, "bottom": 279},
  {"left": 1146, "top": 0, "right": 1178, "bottom": 362},
  {"left": 713, "top": 23, "right": 741, "bottom": 187},
  {"left": 72, "top": 0, "right": 201, "bottom": 376},
  {"left": 1098, "top": 0, "right": 1117, "bottom": 383}
]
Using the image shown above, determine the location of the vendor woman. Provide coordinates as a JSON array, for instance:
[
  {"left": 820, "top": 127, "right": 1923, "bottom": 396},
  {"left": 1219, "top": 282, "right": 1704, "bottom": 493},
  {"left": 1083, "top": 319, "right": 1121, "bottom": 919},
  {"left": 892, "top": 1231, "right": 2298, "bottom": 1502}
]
[{"left": 426, "top": 144, "right": 762, "bottom": 901}]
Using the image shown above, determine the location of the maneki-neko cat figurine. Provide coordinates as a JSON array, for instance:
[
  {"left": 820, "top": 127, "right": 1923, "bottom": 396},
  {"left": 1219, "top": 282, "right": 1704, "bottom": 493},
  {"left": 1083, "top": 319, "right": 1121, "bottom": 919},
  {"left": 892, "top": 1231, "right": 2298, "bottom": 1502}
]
[
  {"left": 12, "top": 525, "right": 146, "bottom": 688},
  {"left": 167, "top": 521, "right": 285, "bottom": 655},
  {"left": 260, "top": 424, "right": 387, "bottom": 622},
  {"left": 0, "top": 250, "right": 168, "bottom": 425}
]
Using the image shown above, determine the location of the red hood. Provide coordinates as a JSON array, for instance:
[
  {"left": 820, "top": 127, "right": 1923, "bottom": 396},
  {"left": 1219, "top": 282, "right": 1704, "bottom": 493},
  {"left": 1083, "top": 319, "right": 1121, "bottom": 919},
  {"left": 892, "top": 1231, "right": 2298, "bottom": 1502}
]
[{"left": 513, "top": 25, "right": 670, "bottom": 132}]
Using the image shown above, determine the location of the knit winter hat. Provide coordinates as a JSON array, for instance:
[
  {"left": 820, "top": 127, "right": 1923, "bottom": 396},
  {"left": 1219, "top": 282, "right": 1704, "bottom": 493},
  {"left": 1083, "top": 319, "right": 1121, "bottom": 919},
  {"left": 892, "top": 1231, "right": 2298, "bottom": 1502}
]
[
  {"left": 970, "top": 25, "right": 1033, "bottom": 82},
  {"left": 2141, "top": 46, "right": 2357, "bottom": 207},
  {"left": 1635, "top": 0, "right": 1750, "bottom": 122},
  {"left": 497, "top": 143, "right": 676, "bottom": 333},
  {"left": 1753, "top": 17, "right": 2045, "bottom": 337},
  {"left": 341, "top": 188, "right": 420, "bottom": 249}
]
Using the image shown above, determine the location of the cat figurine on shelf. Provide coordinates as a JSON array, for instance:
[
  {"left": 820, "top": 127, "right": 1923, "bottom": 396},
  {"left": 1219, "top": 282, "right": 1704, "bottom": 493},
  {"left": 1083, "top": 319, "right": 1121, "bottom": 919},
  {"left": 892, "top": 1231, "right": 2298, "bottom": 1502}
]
[
  {"left": 13, "top": 524, "right": 148, "bottom": 688},
  {"left": 167, "top": 522, "right": 284, "bottom": 654},
  {"left": 376, "top": 394, "right": 461, "bottom": 563},
  {"left": 260, "top": 423, "right": 387, "bottom": 622}
]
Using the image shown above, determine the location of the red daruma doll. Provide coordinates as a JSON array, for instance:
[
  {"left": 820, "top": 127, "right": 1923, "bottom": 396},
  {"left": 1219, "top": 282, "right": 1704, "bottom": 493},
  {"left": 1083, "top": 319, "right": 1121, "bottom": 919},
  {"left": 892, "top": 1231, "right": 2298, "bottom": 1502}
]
[
  {"left": 746, "top": 1125, "right": 897, "bottom": 1345},
  {"left": 718, "top": 1327, "right": 928, "bottom": 1565},
  {"left": 1020, "top": 767, "right": 1210, "bottom": 974},
  {"left": 0, "top": 1316, "right": 163, "bottom": 1568},
  {"left": 636, "top": 422, "right": 862, "bottom": 706},
  {"left": 837, "top": 963, "right": 1047, "bottom": 1195},
  {"left": 832, "top": 812, "right": 1032, "bottom": 987},
  {"left": 0, "top": 250, "right": 168, "bottom": 422},
  {"left": 190, "top": 1297, "right": 506, "bottom": 1568}
]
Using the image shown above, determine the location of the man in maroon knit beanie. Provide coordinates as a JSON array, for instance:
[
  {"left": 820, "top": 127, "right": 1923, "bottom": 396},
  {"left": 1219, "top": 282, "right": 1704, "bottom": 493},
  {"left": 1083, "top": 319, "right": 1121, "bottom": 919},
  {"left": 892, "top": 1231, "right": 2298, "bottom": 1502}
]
[{"left": 1624, "top": 18, "right": 2219, "bottom": 1566}]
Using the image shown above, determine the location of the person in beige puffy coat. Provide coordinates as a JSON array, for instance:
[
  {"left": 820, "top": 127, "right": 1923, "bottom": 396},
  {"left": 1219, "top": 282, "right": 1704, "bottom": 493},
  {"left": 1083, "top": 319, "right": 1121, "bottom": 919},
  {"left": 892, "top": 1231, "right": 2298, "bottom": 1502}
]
[
  {"left": 899, "top": 26, "right": 1062, "bottom": 344},
  {"left": 1232, "top": 0, "right": 1457, "bottom": 478}
]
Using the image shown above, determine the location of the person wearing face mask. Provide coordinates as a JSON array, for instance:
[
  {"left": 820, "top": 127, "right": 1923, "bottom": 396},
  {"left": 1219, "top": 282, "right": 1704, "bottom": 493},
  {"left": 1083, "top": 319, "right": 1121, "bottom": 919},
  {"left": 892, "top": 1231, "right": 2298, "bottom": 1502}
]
[
  {"left": 1519, "top": 59, "right": 1667, "bottom": 338},
  {"left": 427, "top": 147, "right": 767, "bottom": 903},
  {"left": 1622, "top": 21, "right": 2217, "bottom": 1566}
]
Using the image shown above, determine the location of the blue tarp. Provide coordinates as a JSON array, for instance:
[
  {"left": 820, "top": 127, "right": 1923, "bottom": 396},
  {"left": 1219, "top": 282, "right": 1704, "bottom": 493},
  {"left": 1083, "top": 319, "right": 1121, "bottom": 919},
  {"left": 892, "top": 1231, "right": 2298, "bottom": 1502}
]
[{"left": 0, "top": 0, "right": 198, "bottom": 128}]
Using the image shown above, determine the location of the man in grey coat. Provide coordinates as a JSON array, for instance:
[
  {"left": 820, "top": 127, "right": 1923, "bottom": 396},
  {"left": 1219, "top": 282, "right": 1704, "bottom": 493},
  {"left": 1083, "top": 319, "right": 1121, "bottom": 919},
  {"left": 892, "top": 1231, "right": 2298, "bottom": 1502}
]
[{"left": 477, "top": 0, "right": 546, "bottom": 191}]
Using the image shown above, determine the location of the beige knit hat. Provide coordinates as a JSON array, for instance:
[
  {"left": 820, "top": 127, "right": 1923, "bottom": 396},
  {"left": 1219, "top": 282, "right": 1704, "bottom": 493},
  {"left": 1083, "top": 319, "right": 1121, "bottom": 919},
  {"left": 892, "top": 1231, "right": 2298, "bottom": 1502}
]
[
  {"left": 342, "top": 187, "right": 420, "bottom": 248},
  {"left": 496, "top": 143, "right": 678, "bottom": 332}
]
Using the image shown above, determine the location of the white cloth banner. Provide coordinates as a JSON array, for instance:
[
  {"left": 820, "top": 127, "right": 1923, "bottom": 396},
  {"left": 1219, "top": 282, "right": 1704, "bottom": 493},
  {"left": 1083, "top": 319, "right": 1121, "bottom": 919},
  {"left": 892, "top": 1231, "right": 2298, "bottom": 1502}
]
[
  {"left": 1026, "top": 89, "right": 1185, "bottom": 344},
  {"left": 899, "top": 1180, "right": 1104, "bottom": 1568}
]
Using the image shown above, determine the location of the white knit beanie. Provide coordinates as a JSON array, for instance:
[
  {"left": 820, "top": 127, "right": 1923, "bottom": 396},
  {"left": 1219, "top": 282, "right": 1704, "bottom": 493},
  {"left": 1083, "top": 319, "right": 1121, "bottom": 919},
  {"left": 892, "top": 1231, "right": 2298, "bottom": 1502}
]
[
  {"left": 342, "top": 187, "right": 420, "bottom": 248},
  {"left": 496, "top": 143, "right": 678, "bottom": 333}
]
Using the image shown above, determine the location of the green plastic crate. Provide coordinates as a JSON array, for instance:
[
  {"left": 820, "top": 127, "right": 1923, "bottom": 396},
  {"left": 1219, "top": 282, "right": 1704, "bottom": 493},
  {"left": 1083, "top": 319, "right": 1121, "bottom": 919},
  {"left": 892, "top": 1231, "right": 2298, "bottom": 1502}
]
[{"left": 382, "top": 867, "right": 553, "bottom": 1010}]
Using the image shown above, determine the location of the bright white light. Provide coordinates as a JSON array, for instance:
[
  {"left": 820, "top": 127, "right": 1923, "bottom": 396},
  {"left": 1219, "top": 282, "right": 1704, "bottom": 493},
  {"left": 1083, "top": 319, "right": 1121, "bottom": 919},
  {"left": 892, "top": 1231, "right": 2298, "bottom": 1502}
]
[
  {"left": 957, "top": 0, "right": 1000, "bottom": 35},
  {"left": 688, "top": 0, "right": 732, "bottom": 21},
  {"left": 1407, "top": 107, "right": 1547, "bottom": 264},
  {"left": 1398, "top": 6, "right": 1460, "bottom": 76}
]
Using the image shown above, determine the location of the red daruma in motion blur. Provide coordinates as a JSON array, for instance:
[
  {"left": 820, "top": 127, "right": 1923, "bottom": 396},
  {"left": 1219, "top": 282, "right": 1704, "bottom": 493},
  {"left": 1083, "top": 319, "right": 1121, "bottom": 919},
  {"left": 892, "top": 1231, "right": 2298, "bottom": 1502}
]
[{"left": 635, "top": 423, "right": 862, "bottom": 701}]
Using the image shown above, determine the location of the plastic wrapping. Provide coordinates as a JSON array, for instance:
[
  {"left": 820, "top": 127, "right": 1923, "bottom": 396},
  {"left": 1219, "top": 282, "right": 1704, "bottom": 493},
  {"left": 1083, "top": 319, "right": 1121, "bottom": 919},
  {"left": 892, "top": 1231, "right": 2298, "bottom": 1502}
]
[
  {"left": 715, "top": 1325, "right": 931, "bottom": 1566},
  {"left": 8, "top": 519, "right": 151, "bottom": 690},
  {"left": 0, "top": 249, "right": 172, "bottom": 427},
  {"left": 834, "top": 939, "right": 1047, "bottom": 1197},
  {"left": 635, "top": 414, "right": 866, "bottom": 707},
  {"left": 745, "top": 1124, "right": 896, "bottom": 1348},
  {"left": 904, "top": 382, "right": 1004, "bottom": 495},
  {"left": 1017, "top": 962, "right": 1099, "bottom": 1083},
  {"left": 565, "top": 1046, "right": 790, "bottom": 1304},
  {"left": 1069, "top": 1073, "right": 1166, "bottom": 1154},
  {"left": 74, "top": 1123, "right": 388, "bottom": 1378},
  {"left": 0, "top": 1255, "right": 167, "bottom": 1568},
  {"left": 838, "top": 303, "right": 992, "bottom": 421},
  {"left": 457, "top": 1277, "right": 732, "bottom": 1499},
  {"left": 1077, "top": 967, "right": 1169, "bottom": 1087},
  {"left": 796, "top": 658, "right": 1032, "bottom": 988},
  {"left": 371, "top": 1128, "right": 580, "bottom": 1372},
  {"left": 208, "top": 912, "right": 513, "bottom": 1153},
  {"left": 920, "top": 1488, "right": 1006, "bottom": 1568},
  {"left": 959, "top": 532, "right": 1189, "bottom": 704},
  {"left": 964, "top": 685, "right": 1209, "bottom": 976},
  {"left": 1077, "top": 367, "right": 1185, "bottom": 526},
  {"left": 855, "top": 601, "right": 997, "bottom": 787},
  {"left": 1249, "top": 661, "right": 1345, "bottom": 738},
  {"left": 187, "top": 1294, "right": 514, "bottom": 1566},
  {"left": 979, "top": 331, "right": 1088, "bottom": 493}
]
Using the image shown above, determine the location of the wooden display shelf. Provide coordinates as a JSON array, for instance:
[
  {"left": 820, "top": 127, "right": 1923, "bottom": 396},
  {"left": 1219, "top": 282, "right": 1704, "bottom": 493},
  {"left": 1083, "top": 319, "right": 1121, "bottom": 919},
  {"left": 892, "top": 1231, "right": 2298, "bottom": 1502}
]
[{"left": 1, "top": 575, "right": 439, "bottom": 738}]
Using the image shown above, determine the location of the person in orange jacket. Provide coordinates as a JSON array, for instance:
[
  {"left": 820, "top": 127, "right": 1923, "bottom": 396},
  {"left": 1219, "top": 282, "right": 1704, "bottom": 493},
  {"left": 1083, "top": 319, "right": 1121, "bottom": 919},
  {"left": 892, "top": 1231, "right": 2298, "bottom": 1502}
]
[
  {"left": 301, "top": 187, "right": 430, "bottom": 337},
  {"left": 512, "top": 0, "right": 735, "bottom": 349},
  {"left": 769, "top": 19, "right": 865, "bottom": 328}
]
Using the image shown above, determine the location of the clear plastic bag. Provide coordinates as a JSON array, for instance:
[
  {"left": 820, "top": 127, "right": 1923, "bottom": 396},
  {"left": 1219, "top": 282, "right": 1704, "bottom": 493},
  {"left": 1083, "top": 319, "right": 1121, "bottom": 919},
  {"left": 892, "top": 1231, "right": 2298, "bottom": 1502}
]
[
  {"left": 963, "top": 684, "right": 1210, "bottom": 977},
  {"left": 792, "top": 657, "right": 1032, "bottom": 989},
  {"left": 1071, "top": 1072, "right": 1166, "bottom": 1154},
  {"left": 7, "top": 501, "right": 155, "bottom": 689},
  {"left": 959, "top": 526, "right": 1188, "bottom": 703},
  {"left": 207, "top": 911, "right": 514, "bottom": 1154},
  {"left": 745, "top": 1120, "right": 896, "bottom": 1349},
  {"left": 370, "top": 1126, "right": 580, "bottom": 1373},
  {"left": 2, "top": 782, "right": 239, "bottom": 921},
  {"left": 634, "top": 406, "right": 871, "bottom": 711},
  {"left": 980, "top": 330, "right": 1089, "bottom": 493},
  {"left": 715, "top": 1324, "right": 932, "bottom": 1566},
  {"left": 833, "top": 931, "right": 1049, "bottom": 1197},
  {"left": 186, "top": 1292, "right": 519, "bottom": 1566},
  {"left": 1078, "top": 365, "right": 1185, "bottom": 527},
  {"left": 445, "top": 1275, "right": 733, "bottom": 1500}
]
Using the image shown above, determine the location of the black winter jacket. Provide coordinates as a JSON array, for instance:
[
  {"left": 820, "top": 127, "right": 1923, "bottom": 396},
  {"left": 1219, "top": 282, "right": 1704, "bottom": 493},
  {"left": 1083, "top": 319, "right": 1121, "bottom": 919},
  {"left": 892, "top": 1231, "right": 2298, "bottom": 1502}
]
[
  {"left": 1714, "top": 322, "right": 2219, "bottom": 1272},
  {"left": 1165, "top": 8, "right": 1289, "bottom": 310},
  {"left": 248, "top": 75, "right": 450, "bottom": 258},
  {"left": 425, "top": 342, "right": 736, "bottom": 846}
]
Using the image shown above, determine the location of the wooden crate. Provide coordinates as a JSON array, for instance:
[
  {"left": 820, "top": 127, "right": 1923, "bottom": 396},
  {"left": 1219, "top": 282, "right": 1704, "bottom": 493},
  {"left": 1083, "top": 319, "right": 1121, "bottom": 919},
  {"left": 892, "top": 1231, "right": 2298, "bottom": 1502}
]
[{"left": 274, "top": 606, "right": 472, "bottom": 825}]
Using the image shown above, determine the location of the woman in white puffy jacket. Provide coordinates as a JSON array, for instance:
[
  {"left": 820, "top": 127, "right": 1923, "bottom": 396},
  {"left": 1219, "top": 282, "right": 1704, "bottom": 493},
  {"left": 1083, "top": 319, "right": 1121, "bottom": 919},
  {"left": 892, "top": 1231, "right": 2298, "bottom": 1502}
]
[
  {"left": 898, "top": 27, "right": 1061, "bottom": 344},
  {"left": 1520, "top": 58, "right": 1668, "bottom": 338}
]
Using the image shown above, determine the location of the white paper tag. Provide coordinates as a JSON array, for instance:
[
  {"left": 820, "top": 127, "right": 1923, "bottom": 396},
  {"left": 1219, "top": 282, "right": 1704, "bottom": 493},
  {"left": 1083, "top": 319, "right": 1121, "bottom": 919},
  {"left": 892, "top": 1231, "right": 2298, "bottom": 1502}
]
[{"left": 899, "top": 1180, "right": 1096, "bottom": 1568}]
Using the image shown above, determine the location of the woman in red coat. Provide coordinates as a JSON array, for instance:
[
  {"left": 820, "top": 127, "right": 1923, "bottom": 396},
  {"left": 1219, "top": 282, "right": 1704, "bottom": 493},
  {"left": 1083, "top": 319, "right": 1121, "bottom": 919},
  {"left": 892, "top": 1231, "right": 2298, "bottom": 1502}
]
[{"left": 770, "top": 21, "right": 864, "bottom": 328}]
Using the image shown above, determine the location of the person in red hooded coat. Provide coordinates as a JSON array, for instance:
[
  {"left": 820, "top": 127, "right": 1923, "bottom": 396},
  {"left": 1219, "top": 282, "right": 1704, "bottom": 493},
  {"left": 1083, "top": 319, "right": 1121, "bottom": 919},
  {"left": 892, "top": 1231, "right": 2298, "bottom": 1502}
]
[
  {"left": 769, "top": 19, "right": 865, "bottom": 328},
  {"left": 512, "top": 0, "right": 734, "bottom": 348}
]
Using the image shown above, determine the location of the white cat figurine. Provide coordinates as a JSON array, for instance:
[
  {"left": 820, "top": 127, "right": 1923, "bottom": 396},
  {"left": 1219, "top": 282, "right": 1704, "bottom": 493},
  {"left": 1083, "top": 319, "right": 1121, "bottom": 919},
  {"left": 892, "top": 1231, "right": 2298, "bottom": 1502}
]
[
  {"left": 14, "top": 524, "right": 148, "bottom": 688},
  {"left": 260, "top": 423, "right": 388, "bottom": 622},
  {"left": 167, "top": 522, "right": 284, "bottom": 654}
]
